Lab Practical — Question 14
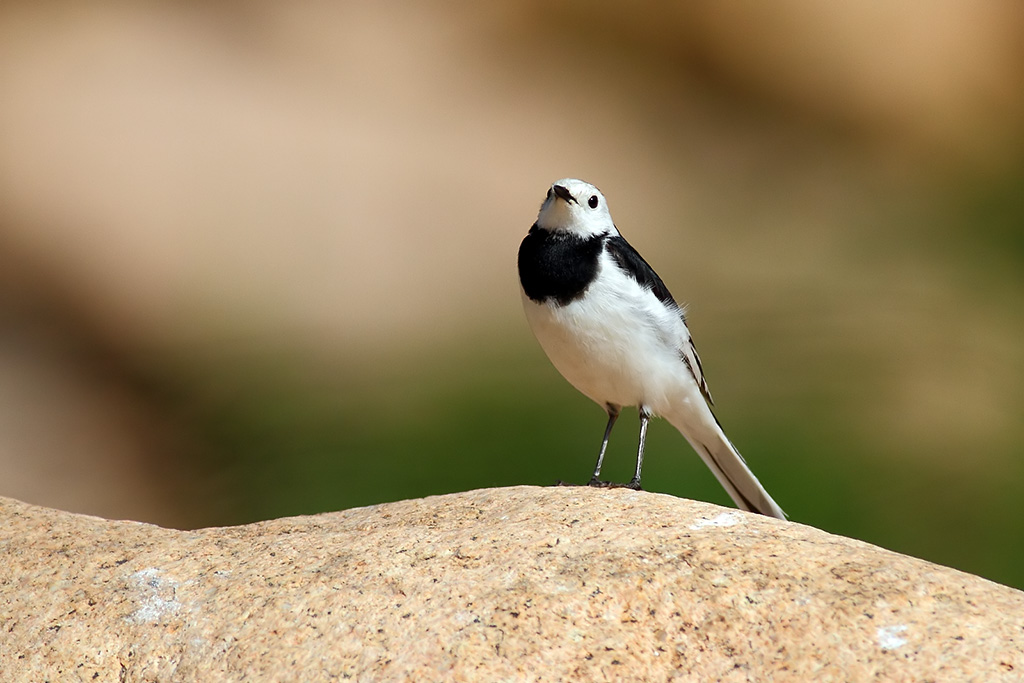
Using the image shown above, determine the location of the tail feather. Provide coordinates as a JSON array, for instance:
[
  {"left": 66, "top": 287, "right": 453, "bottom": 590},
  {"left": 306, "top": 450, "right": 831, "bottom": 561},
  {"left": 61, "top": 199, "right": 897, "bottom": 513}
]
[{"left": 670, "top": 413, "right": 786, "bottom": 519}]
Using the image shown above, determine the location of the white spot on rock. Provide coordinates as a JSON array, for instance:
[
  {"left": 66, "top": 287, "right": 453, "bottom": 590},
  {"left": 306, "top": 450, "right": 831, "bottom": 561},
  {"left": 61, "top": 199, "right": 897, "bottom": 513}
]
[
  {"left": 689, "top": 512, "right": 742, "bottom": 530},
  {"left": 876, "top": 624, "right": 908, "bottom": 650},
  {"left": 127, "top": 568, "right": 181, "bottom": 624}
]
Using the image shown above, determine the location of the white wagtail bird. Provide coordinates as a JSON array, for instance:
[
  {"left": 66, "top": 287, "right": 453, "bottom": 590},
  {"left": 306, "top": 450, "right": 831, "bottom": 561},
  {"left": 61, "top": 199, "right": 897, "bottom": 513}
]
[{"left": 517, "top": 178, "right": 786, "bottom": 519}]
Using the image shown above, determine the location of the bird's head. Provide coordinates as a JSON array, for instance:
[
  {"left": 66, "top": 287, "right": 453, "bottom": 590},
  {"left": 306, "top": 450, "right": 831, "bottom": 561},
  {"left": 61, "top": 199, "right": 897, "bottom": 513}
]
[{"left": 535, "top": 178, "right": 617, "bottom": 238}]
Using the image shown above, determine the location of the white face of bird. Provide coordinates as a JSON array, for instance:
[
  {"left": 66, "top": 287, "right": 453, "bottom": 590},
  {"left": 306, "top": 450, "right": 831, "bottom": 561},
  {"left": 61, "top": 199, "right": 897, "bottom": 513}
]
[{"left": 535, "top": 178, "right": 618, "bottom": 238}]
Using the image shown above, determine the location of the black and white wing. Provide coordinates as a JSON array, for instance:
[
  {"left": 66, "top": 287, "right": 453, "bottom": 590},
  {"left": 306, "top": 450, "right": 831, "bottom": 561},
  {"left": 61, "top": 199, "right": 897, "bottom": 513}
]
[{"left": 604, "top": 234, "right": 714, "bottom": 405}]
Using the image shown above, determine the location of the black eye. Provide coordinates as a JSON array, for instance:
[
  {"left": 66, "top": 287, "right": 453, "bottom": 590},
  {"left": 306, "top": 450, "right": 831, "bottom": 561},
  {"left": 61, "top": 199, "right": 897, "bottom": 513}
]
[{"left": 588, "top": 195, "right": 599, "bottom": 209}]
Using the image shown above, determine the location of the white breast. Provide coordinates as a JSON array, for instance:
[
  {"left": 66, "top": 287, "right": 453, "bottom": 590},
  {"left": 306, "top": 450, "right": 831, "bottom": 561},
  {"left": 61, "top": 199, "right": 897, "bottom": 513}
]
[{"left": 521, "top": 250, "right": 703, "bottom": 416}]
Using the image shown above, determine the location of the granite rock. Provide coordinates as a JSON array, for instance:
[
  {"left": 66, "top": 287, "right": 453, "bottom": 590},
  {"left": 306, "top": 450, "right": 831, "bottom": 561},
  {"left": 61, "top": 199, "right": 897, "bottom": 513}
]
[{"left": 1, "top": 486, "right": 1021, "bottom": 681}]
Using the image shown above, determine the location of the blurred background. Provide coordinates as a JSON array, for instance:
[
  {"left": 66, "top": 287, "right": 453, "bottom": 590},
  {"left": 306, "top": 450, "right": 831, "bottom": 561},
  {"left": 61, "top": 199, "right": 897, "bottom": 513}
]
[{"left": 1, "top": 1, "right": 1022, "bottom": 588}]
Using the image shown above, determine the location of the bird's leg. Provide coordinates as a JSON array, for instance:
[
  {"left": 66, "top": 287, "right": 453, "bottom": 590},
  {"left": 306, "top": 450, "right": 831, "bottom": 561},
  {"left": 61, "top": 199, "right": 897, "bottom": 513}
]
[
  {"left": 625, "top": 407, "right": 651, "bottom": 490},
  {"left": 587, "top": 404, "right": 620, "bottom": 486}
]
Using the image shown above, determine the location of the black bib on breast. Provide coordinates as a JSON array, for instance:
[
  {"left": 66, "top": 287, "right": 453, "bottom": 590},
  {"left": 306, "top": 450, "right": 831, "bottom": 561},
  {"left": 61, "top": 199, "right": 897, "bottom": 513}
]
[{"left": 518, "top": 224, "right": 604, "bottom": 306}]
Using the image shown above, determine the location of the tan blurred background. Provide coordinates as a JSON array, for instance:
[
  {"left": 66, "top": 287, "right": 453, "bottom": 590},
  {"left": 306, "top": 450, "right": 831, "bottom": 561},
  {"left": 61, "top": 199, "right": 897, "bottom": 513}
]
[{"left": 1, "top": 1, "right": 1023, "bottom": 585}]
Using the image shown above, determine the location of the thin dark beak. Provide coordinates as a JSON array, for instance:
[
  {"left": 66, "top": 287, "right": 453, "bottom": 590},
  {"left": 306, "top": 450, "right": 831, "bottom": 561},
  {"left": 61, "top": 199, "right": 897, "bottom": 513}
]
[{"left": 552, "top": 184, "right": 576, "bottom": 204}]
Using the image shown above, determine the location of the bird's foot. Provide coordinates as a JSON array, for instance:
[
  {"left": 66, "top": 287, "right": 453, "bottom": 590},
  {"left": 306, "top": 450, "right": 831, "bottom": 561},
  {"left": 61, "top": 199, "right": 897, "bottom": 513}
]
[
  {"left": 586, "top": 478, "right": 642, "bottom": 490},
  {"left": 554, "top": 478, "right": 644, "bottom": 490}
]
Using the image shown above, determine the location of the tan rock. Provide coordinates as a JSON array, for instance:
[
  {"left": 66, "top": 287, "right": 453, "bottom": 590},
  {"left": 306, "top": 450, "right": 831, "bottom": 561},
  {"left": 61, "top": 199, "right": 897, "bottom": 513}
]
[{"left": 1, "top": 486, "right": 1021, "bottom": 681}]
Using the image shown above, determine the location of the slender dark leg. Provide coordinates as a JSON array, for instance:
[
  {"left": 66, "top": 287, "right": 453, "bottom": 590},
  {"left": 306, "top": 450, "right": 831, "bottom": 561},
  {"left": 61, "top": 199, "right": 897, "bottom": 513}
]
[
  {"left": 588, "top": 404, "right": 620, "bottom": 485},
  {"left": 625, "top": 407, "right": 651, "bottom": 490}
]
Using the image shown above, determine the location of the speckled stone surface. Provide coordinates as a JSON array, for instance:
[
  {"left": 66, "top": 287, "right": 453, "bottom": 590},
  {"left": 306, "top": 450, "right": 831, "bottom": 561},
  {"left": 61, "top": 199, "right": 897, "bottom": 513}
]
[{"left": 1, "top": 486, "right": 1021, "bottom": 681}]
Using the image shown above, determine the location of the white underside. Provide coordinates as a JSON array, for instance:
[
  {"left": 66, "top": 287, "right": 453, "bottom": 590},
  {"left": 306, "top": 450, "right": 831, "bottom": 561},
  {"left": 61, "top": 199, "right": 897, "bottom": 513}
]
[{"left": 522, "top": 252, "right": 705, "bottom": 418}]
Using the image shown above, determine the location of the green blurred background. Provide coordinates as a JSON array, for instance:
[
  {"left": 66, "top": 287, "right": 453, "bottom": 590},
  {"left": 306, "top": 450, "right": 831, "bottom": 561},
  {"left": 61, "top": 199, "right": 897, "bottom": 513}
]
[{"left": 1, "top": 2, "right": 1022, "bottom": 590}]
